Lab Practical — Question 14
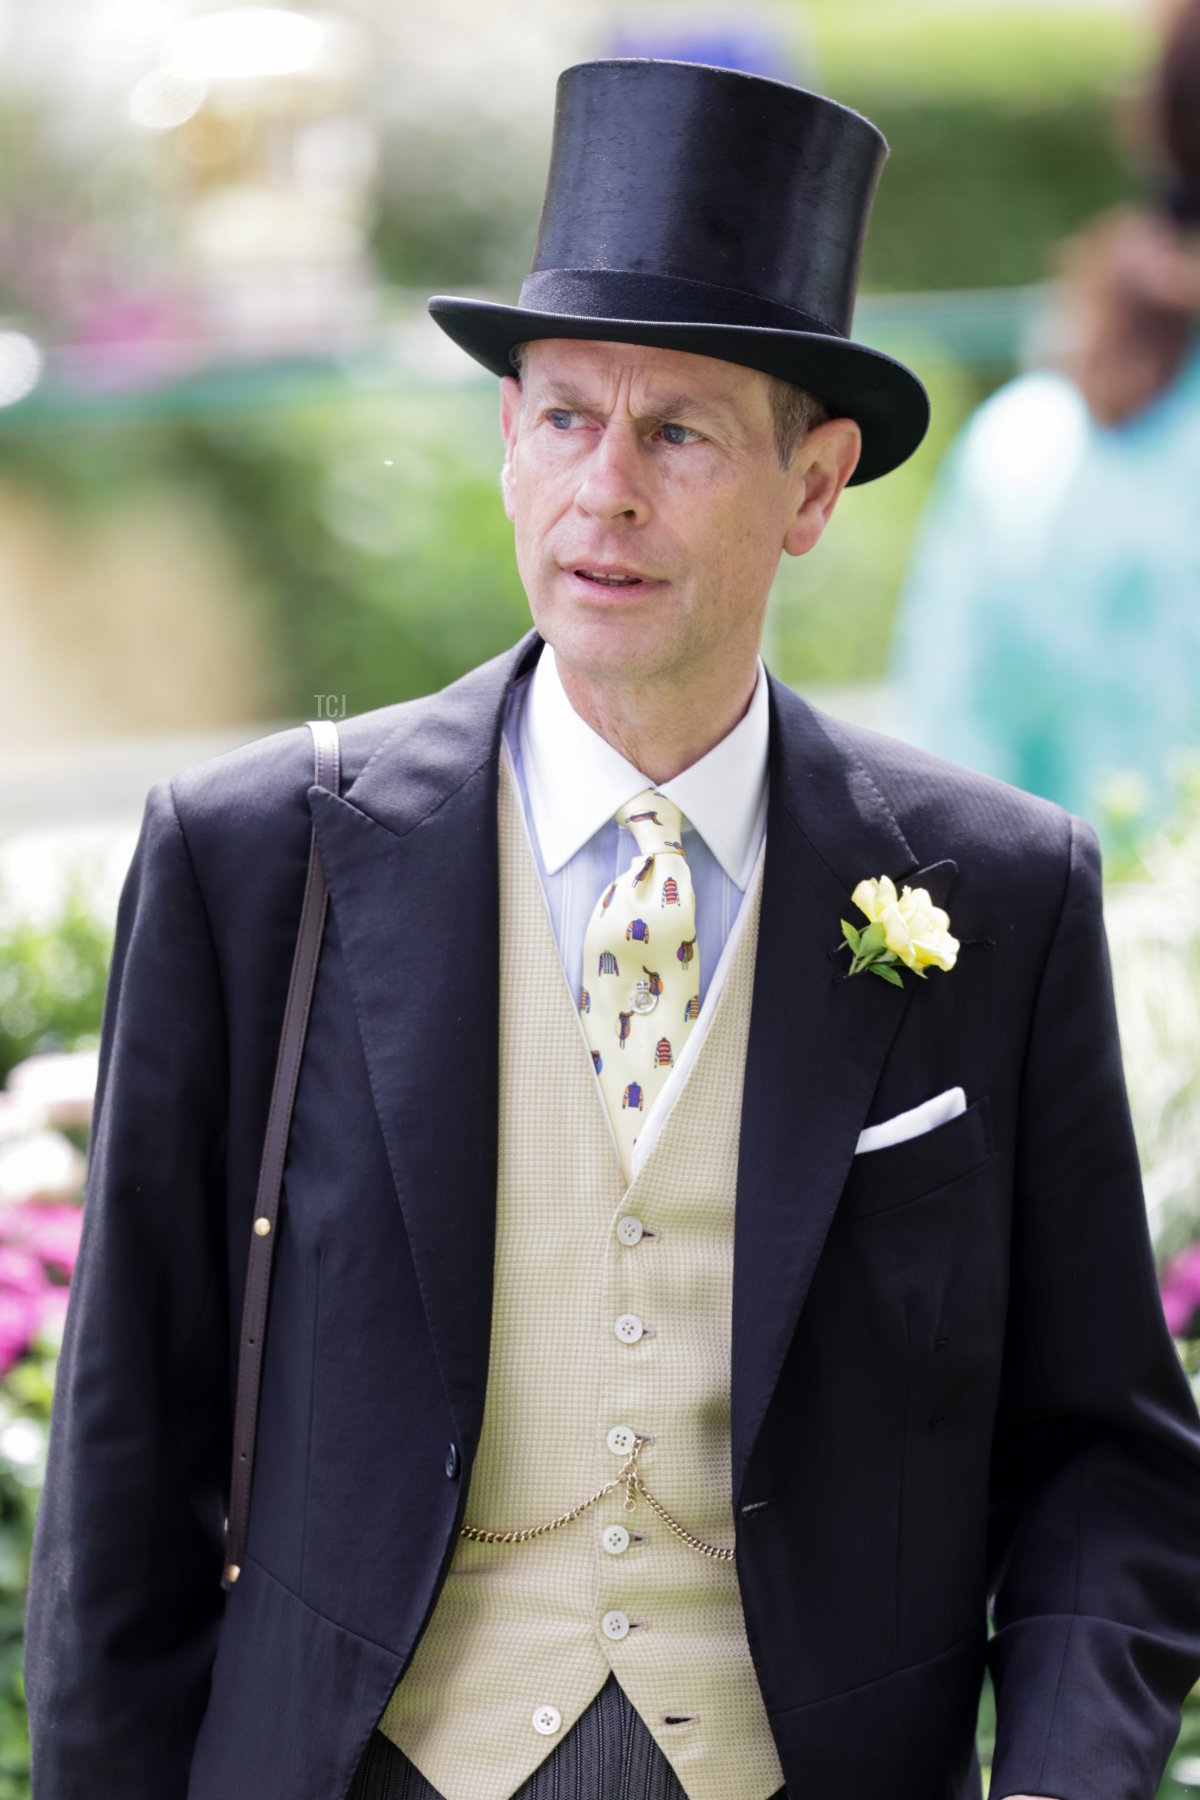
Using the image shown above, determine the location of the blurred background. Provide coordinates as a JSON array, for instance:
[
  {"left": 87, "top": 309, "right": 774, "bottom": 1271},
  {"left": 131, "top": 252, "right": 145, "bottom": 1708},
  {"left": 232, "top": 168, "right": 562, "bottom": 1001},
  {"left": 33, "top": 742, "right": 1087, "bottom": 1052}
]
[{"left": 1, "top": 0, "right": 1199, "bottom": 1793}]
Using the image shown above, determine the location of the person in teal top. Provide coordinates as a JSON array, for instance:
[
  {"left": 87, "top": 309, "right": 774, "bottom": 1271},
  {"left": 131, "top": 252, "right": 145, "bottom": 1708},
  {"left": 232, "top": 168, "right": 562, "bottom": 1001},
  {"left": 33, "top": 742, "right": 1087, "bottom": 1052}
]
[
  {"left": 891, "top": 0, "right": 1200, "bottom": 840},
  {"left": 892, "top": 336, "right": 1200, "bottom": 829}
]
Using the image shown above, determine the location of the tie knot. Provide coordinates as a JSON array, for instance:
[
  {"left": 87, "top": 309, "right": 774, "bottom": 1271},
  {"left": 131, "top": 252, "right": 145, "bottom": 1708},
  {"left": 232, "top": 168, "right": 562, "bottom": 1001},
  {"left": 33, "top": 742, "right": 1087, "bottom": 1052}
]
[{"left": 616, "top": 787, "right": 686, "bottom": 855}]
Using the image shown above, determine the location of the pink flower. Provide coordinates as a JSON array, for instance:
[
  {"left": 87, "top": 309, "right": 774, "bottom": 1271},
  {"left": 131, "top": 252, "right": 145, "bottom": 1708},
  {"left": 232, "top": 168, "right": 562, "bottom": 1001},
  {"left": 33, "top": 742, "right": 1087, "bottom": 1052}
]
[
  {"left": 0, "top": 1191, "right": 82, "bottom": 1373},
  {"left": 0, "top": 1288, "right": 40, "bottom": 1377},
  {"left": 0, "top": 1200, "right": 83, "bottom": 1276},
  {"left": 1159, "top": 1244, "right": 1200, "bottom": 1336},
  {"left": 0, "top": 1246, "right": 51, "bottom": 1298}
]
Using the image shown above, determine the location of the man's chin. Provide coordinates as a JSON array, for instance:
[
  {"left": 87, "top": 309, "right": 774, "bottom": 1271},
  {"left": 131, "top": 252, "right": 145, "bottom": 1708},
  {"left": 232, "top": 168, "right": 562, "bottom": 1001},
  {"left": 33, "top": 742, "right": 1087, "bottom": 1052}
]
[{"left": 533, "top": 607, "right": 681, "bottom": 687}]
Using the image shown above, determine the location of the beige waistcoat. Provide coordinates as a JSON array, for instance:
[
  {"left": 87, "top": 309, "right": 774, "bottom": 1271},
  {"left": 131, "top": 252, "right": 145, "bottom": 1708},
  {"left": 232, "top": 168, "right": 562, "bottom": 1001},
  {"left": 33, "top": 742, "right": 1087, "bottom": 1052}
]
[{"left": 377, "top": 754, "right": 784, "bottom": 1800}]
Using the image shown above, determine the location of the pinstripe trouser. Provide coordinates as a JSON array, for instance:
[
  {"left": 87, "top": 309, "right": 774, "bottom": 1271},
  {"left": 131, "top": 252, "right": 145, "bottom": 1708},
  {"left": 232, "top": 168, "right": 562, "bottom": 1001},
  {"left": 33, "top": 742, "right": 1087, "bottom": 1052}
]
[{"left": 345, "top": 1671, "right": 789, "bottom": 1799}]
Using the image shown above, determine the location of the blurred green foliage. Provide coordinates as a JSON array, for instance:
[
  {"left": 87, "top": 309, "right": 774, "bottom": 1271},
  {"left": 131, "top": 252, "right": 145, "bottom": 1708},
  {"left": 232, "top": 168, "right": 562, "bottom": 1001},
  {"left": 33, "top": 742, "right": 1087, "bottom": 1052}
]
[
  {"left": 811, "top": 0, "right": 1141, "bottom": 98},
  {"left": 0, "top": 383, "right": 533, "bottom": 719},
  {"left": 787, "top": 2, "right": 1144, "bottom": 295},
  {"left": 767, "top": 347, "right": 989, "bottom": 682},
  {"left": 175, "top": 388, "right": 534, "bottom": 715},
  {"left": 0, "top": 876, "right": 111, "bottom": 1085}
]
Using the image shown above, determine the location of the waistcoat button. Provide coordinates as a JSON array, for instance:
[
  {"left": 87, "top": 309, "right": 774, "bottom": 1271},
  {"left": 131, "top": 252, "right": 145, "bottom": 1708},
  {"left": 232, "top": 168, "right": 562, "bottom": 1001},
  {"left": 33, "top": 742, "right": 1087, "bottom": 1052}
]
[
  {"left": 614, "top": 1313, "right": 645, "bottom": 1343},
  {"left": 616, "top": 1216, "right": 645, "bottom": 1246},
  {"left": 606, "top": 1424, "right": 637, "bottom": 1455},
  {"left": 602, "top": 1609, "right": 631, "bottom": 1640},
  {"left": 602, "top": 1523, "right": 630, "bottom": 1555},
  {"left": 532, "top": 1705, "right": 562, "bottom": 1735}
]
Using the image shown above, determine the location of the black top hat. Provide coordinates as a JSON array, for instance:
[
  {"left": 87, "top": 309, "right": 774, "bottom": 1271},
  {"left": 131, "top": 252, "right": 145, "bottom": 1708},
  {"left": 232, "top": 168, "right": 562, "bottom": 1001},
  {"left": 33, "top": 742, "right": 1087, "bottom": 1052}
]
[{"left": 428, "top": 59, "right": 929, "bottom": 485}]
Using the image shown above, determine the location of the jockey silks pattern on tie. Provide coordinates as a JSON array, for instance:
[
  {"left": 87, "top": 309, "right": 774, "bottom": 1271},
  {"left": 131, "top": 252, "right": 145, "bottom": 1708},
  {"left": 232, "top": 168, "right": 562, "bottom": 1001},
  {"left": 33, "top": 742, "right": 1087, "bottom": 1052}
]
[{"left": 580, "top": 789, "right": 700, "bottom": 1183}]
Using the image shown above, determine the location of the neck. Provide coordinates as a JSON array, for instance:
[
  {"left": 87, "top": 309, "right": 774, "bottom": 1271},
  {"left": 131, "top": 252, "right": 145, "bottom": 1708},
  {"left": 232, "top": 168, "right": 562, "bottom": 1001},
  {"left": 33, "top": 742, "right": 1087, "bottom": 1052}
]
[{"left": 554, "top": 653, "right": 760, "bottom": 782}]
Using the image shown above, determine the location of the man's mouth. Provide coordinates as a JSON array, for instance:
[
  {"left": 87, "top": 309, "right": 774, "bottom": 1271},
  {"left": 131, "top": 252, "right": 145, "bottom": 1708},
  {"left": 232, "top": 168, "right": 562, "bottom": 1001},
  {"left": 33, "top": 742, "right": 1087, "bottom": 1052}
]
[{"left": 573, "top": 568, "right": 647, "bottom": 588}]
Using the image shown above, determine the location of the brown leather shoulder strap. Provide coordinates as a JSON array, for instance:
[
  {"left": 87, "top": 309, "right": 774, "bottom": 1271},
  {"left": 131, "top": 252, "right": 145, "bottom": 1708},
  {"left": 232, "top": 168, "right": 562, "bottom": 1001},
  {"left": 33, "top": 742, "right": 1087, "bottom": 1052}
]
[{"left": 222, "top": 719, "right": 340, "bottom": 1589}]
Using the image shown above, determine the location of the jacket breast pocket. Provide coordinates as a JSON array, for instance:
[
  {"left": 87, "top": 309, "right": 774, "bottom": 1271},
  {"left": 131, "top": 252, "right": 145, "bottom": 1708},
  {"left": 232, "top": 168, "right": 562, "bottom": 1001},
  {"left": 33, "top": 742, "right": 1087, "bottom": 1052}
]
[{"left": 839, "top": 1094, "right": 994, "bottom": 1220}]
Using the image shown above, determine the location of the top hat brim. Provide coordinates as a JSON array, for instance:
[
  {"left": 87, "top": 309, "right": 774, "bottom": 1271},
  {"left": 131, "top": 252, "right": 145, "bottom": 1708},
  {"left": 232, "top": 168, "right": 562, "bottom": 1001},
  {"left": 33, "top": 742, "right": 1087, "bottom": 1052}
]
[{"left": 428, "top": 295, "right": 930, "bottom": 486}]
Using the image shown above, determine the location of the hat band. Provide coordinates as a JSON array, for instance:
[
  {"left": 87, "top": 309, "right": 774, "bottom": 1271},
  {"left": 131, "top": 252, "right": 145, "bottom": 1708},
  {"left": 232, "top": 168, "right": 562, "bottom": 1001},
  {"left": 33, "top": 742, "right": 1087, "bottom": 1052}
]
[{"left": 518, "top": 268, "right": 844, "bottom": 339}]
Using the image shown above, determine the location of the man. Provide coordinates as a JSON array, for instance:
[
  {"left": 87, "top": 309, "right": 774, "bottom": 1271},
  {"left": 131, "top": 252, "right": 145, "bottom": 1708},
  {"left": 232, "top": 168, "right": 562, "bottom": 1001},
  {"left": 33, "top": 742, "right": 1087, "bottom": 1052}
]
[{"left": 24, "top": 57, "right": 1200, "bottom": 1800}]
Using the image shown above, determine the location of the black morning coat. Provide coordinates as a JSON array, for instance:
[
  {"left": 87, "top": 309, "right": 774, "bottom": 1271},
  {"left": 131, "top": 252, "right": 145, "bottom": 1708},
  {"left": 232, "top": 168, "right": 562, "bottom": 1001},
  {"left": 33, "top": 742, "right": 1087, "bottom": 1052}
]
[{"left": 24, "top": 629, "right": 1200, "bottom": 1800}]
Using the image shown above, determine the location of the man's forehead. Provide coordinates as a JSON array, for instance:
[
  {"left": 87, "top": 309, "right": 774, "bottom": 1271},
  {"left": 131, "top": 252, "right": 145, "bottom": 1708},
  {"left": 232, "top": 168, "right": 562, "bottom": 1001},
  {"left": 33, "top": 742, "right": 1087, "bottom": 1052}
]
[{"left": 518, "top": 336, "right": 766, "bottom": 412}]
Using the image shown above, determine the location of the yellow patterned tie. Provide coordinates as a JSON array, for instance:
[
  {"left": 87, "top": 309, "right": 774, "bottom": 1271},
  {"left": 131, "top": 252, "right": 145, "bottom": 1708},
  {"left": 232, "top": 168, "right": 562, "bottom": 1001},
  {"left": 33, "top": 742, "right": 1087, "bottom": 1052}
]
[{"left": 580, "top": 788, "right": 701, "bottom": 1182}]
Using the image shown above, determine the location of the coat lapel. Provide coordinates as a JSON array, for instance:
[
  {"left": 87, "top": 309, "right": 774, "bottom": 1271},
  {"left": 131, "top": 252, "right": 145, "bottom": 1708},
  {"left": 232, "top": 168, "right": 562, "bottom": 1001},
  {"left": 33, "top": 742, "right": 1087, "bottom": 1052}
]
[
  {"left": 730, "top": 676, "right": 956, "bottom": 1504},
  {"left": 306, "top": 632, "right": 542, "bottom": 1465}
]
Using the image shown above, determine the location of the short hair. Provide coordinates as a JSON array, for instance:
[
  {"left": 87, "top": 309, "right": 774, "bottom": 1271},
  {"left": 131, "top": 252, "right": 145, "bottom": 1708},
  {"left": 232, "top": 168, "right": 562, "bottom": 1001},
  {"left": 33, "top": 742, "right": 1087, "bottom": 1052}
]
[
  {"left": 763, "top": 372, "right": 830, "bottom": 468},
  {"left": 508, "top": 342, "right": 829, "bottom": 469}
]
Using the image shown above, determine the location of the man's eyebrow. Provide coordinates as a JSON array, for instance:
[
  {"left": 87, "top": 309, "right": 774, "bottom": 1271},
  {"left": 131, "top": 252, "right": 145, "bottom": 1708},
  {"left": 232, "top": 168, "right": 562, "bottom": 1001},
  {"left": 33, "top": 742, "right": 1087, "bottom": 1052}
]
[
  {"left": 532, "top": 384, "right": 598, "bottom": 415},
  {"left": 643, "top": 390, "right": 738, "bottom": 426},
  {"left": 533, "top": 382, "right": 736, "bottom": 427}
]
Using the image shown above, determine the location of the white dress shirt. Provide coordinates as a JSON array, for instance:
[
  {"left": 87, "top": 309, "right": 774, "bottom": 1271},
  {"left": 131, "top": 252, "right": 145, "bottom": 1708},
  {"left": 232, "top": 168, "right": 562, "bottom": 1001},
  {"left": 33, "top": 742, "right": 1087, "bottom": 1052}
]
[{"left": 500, "top": 643, "right": 769, "bottom": 1173}]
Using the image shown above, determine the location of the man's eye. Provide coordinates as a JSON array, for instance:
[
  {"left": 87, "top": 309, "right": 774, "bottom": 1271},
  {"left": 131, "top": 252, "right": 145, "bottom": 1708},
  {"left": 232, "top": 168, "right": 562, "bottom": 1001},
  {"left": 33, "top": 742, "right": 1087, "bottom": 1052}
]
[
  {"left": 659, "top": 422, "right": 700, "bottom": 446},
  {"left": 548, "top": 409, "right": 580, "bottom": 430}
]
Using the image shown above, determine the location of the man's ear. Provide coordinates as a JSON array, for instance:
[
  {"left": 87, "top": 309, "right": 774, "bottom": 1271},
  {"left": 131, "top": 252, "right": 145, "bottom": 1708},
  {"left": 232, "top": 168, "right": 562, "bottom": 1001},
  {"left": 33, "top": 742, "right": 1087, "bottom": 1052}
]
[
  {"left": 782, "top": 416, "right": 862, "bottom": 558},
  {"left": 499, "top": 375, "right": 522, "bottom": 522}
]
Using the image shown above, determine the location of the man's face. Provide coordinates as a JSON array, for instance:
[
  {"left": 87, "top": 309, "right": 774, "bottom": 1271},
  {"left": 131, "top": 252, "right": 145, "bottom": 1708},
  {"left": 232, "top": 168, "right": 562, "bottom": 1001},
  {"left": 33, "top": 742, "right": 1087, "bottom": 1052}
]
[{"left": 498, "top": 338, "right": 858, "bottom": 694}]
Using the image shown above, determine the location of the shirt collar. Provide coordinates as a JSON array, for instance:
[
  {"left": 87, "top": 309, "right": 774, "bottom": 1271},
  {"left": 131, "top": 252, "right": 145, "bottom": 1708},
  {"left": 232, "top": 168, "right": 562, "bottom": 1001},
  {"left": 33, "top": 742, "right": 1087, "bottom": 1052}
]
[{"left": 519, "top": 642, "right": 769, "bottom": 888}]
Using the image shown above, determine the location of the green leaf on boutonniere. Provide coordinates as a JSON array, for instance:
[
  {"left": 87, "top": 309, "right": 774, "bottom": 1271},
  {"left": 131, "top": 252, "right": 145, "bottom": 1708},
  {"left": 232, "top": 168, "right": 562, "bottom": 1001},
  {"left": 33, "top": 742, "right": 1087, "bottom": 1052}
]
[
  {"left": 858, "top": 920, "right": 887, "bottom": 957},
  {"left": 840, "top": 918, "right": 862, "bottom": 953},
  {"left": 869, "top": 963, "right": 905, "bottom": 987}
]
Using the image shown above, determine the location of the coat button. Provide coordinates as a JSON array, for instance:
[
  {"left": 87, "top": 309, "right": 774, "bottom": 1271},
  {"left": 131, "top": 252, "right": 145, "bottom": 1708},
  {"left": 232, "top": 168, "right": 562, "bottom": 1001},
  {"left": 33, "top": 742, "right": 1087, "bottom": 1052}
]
[
  {"left": 602, "top": 1609, "right": 631, "bottom": 1641},
  {"left": 445, "top": 1442, "right": 460, "bottom": 1479},
  {"left": 532, "top": 1704, "right": 561, "bottom": 1735}
]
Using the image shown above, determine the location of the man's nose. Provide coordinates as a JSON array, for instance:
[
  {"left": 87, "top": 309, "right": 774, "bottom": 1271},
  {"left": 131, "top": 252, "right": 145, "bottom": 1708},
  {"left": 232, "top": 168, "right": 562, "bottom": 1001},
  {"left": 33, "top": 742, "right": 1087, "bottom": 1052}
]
[{"left": 573, "top": 422, "right": 650, "bottom": 524}]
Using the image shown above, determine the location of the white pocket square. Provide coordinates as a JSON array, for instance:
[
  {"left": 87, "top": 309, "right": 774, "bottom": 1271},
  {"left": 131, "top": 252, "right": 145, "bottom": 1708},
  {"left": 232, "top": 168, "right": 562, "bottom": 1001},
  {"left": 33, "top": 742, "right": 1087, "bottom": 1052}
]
[{"left": 854, "top": 1086, "right": 966, "bottom": 1156}]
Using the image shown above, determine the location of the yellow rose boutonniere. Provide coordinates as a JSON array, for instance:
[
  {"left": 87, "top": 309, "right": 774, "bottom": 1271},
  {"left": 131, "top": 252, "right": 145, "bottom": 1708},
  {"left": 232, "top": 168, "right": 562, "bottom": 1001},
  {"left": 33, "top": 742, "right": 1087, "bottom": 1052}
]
[{"left": 840, "top": 875, "right": 960, "bottom": 989}]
